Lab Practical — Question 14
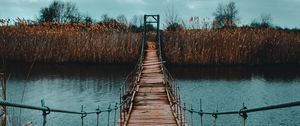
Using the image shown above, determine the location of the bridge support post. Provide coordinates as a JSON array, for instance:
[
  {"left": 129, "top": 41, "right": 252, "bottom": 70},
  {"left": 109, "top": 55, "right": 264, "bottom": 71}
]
[
  {"left": 0, "top": 72, "right": 6, "bottom": 126},
  {"left": 239, "top": 105, "right": 248, "bottom": 126},
  {"left": 80, "top": 105, "right": 87, "bottom": 126}
]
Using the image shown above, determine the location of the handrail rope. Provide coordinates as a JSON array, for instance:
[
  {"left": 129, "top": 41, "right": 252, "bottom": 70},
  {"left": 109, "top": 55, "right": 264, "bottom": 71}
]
[
  {"left": 157, "top": 34, "right": 186, "bottom": 125},
  {"left": 178, "top": 100, "right": 300, "bottom": 115},
  {"left": 0, "top": 100, "right": 122, "bottom": 115},
  {"left": 119, "top": 34, "right": 146, "bottom": 125}
]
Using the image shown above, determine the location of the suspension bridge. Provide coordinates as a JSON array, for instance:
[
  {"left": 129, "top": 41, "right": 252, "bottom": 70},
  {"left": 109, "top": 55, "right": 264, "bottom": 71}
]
[
  {"left": 0, "top": 15, "right": 300, "bottom": 126},
  {"left": 119, "top": 15, "right": 183, "bottom": 125}
]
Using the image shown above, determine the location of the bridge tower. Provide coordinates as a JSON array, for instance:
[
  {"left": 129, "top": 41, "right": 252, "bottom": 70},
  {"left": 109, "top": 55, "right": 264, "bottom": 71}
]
[{"left": 142, "top": 15, "right": 162, "bottom": 60}]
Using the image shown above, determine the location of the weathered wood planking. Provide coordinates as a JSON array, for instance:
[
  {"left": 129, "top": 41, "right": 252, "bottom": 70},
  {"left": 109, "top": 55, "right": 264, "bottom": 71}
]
[{"left": 126, "top": 41, "right": 178, "bottom": 126}]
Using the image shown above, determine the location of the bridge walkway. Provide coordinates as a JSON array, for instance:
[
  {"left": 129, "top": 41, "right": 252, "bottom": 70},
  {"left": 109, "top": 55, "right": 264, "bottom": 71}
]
[{"left": 126, "top": 41, "right": 178, "bottom": 126}]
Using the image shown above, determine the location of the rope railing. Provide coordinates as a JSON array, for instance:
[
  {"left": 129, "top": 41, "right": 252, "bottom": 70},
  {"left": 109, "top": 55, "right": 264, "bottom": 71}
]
[
  {"left": 157, "top": 33, "right": 186, "bottom": 125},
  {"left": 0, "top": 100, "right": 121, "bottom": 126},
  {"left": 177, "top": 100, "right": 300, "bottom": 126},
  {"left": 119, "top": 34, "right": 146, "bottom": 126}
]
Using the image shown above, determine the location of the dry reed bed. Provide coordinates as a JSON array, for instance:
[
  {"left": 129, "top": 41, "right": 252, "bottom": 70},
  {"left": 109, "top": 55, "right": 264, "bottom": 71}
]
[
  {"left": 1, "top": 24, "right": 300, "bottom": 65},
  {"left": 0, "top": 24, "right": 141, "bottom": 63},
  {"left": 162, "top": 29, "right": 300, "bottom": 65}
]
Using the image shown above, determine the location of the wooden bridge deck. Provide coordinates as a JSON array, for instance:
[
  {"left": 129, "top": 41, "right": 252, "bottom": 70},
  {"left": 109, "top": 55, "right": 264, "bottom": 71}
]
[{"left": 127, "top": 41, "right": 178, "bottom": 126}]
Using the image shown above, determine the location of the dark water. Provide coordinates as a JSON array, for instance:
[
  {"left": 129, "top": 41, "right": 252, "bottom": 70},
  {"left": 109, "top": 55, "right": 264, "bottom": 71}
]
[
  {"left": 4, "top": 62, "right": 300, "bottom": 126},
  {"left": 169, "top": 66, "right": 300, "bottom": 126},
  {"left": 6, "top": 62, "right": 133, "bottom": 126}
]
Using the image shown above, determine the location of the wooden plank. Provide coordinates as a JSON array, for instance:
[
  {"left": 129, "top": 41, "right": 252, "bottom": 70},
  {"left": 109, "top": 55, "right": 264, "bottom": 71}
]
[
  {"left": 142, "top": 61, "right": 165, "bottom": 66},
  {"left": 126, "top": 41, "right": 177, "bottom": 126}
]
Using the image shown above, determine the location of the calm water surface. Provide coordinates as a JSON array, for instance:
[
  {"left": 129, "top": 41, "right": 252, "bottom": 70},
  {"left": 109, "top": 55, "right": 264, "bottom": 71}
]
[{"left": 5, "top": 62, "right": 300, "bottom": 126}]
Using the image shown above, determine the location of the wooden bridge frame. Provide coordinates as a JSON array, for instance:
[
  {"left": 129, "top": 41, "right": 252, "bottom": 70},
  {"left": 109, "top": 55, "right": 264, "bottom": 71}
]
[{"left": 142, "top": 15, "right": 162, "bottom": 61}]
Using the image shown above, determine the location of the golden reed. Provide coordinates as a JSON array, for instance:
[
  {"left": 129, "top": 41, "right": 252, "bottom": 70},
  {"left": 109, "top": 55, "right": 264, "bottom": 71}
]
[
  {"left": 162, "top": 28, "right": 300, "bottom": 65},
  {"left": 0, "top": 23, "right": 141, "bottom": 63},
  {"left": 1, "top": 23, "right": 299, "bottom": 65}
]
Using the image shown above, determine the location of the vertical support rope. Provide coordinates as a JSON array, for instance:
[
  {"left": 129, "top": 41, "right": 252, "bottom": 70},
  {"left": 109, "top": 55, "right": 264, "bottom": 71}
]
[
  {"left": 96, "top": 106, "right": 100, "bottom": 126},
  {"left": 0, "top": 72, "right": 7, "bottom": 126},
  {"left": 41, "top": 99, "right": 50, "bottom": 126},
  {"left": 190, "top": 105, "right": 193, "bottom": 126},
  {"left": 107, "top": 104, "right": 111, "bottom": 126},
  {"left": 114, "top": 103, "right": 117, "bottom": 126},
  {"left": 212, "top": 104, "right": 218, "bottom": 126},
  {"left": 212, "top": 113, "right": 217, "bottom": 126},
  {"left": 199, "top": 99, "right": 203, "bottom": 126},
  {"left": 183, "top": 103, "right": 186, "bottom": 125},
  {"left": 176, "top": 87, "right": 180, "bottom": 120},
  {"left": 80, "top": 105, "right": 87, "bottom": 126},
  {"left": 119, "top": 87, "right": 121, "bottom": 126}
]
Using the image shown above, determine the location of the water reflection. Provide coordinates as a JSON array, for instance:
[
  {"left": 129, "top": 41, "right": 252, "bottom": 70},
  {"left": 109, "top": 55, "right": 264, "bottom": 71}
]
[
  {"left": 168, "top": 65, "right": 300, "bottom": 82},
  {"left": 6, "top": 62, "right": 134, "bottom": 80}
]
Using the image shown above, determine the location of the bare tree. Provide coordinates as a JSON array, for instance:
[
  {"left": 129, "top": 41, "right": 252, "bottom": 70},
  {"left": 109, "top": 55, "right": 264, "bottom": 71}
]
[
  {"left": 138, "top": 15, "right": 144, "bottom": 27},
  {"left": 84, "top": 15, "right": 93, "bottom": 24},
  {"left": 39, "top": 1, "right": 82, "bottom": 23},
  {"left": 201, "top": 17, "right": 211, "bottom": 29},
  {"left": 260, "top": 14, "right": 272, "bottom": 26},
  {"left": 212, "top": 1, "right": 239, "bottom": 28},
  {"left": 62, "top": 2, "right": 81, "bottom": 23},
  {"left": 251, "top": 13, "right": 272, "bottom": 28},
  {"left": 130, "top": 15, "right": 138, "bottom": 26},
  {"left": 164, "top": 6, "right": 180, "bottom": 27},
  {"left": 189, "top": 16, "right": 200, "bottom": 29},
  {"left": 101, "top": 14, "right": 111, "bottom": 22},
  {"left": 116, "top": 14, "right": 128, "bottom": 26},
  {"left": 164, "top": 6, "right": 183, "bottom": 31},
  {"left": 39, "top": 1, "right": 63, "bottom": 22}
]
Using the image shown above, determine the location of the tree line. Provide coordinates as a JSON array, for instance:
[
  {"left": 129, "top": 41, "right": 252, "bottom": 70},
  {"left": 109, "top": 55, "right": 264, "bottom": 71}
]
[{"left": 28, "top": 1, "right": 297, "bottom": 32}]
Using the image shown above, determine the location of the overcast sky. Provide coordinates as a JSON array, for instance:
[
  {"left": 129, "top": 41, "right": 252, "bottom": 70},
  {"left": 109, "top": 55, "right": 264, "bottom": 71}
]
[{"left": 0, "top": 0, "right": 299, "bottom": 28}]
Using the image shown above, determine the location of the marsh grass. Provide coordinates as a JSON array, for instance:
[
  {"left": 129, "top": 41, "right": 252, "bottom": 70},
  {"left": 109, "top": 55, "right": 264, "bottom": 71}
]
[
  {"left": 1, "top": 24, "right": 299, "bottom": 65},
  {"left": 0, "top": 23, "right": 142, "bottom": 63},
  {"left": 162, "top": 28, "right": 300, "bottom": 65}
]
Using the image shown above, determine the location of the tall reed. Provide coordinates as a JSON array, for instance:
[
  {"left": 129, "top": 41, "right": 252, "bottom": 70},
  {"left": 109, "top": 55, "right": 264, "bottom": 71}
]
[
  {"left": 0, "top": 23, "right": 142, "bottom": 63},
  {"left": 162, "top": 28, "right": 300, "bottom": 65},
  {"left": 1, "top": 23, "right": 300, "bottom": 65}
]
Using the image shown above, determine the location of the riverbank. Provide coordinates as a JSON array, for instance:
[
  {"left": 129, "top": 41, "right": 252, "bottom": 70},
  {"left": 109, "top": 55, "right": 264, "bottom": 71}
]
[{"left": 1, "top": 24, "right": 300, "bottom": 65}]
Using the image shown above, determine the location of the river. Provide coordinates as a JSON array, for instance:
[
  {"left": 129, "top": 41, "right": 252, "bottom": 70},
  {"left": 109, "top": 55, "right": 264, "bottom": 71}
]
[{"left": 5, "top": 62, "right": 300, "bottom": 126}]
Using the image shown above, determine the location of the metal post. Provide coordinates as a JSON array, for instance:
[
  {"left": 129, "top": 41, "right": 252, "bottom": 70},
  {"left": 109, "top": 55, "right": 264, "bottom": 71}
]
[
  {"left": 107, "top": 104, "right": 111, "bottom": 126},
  {"left": 81, "top": 105, "right": 84, "bottom": 126},
  {"left": 41, "top": 99, "right": 50, "bottom": 126},
  {"left": 183, "top": 103, "right": 186, "bottom": 125},
  {"left": 0, "top": 72, "right": 6, "bottom": 126},
  {"left": 190, "top": 105, "right": 193, "bottom": 126},
  {"left": 242, "top": 117, "right": 246, "bottom": 126},
  {"left": 143, "top": 15, "right": 146, "bottom": 51},
  {"left": 119, "top": 87, "right": 122, "bottom": 126},
  {"left": 179, "top": 95, "right": 183, "bottom": 126},
  {"left": 212, "top": 113, "right": 217, "bottom": 126},
  {"left": 96, "top": 106, "right": 100, "bottom": 126},
  {"left": 157, "top": 15, "right": 162, "bottom": 60},
  {"left": 176, "top": 88, "right": 179, "bottom": 118},
  {"left": 199, "top": 99, "right": 203, "bottom": 126},
  {"left": 81, "top": 105, "right": 87, "bottom": 126},
  {"left": 239, "top": 103, "right": 248, "bottom": 126},
  {"left": 114, "top": 103, "right": 117, "bottom": 126}
]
